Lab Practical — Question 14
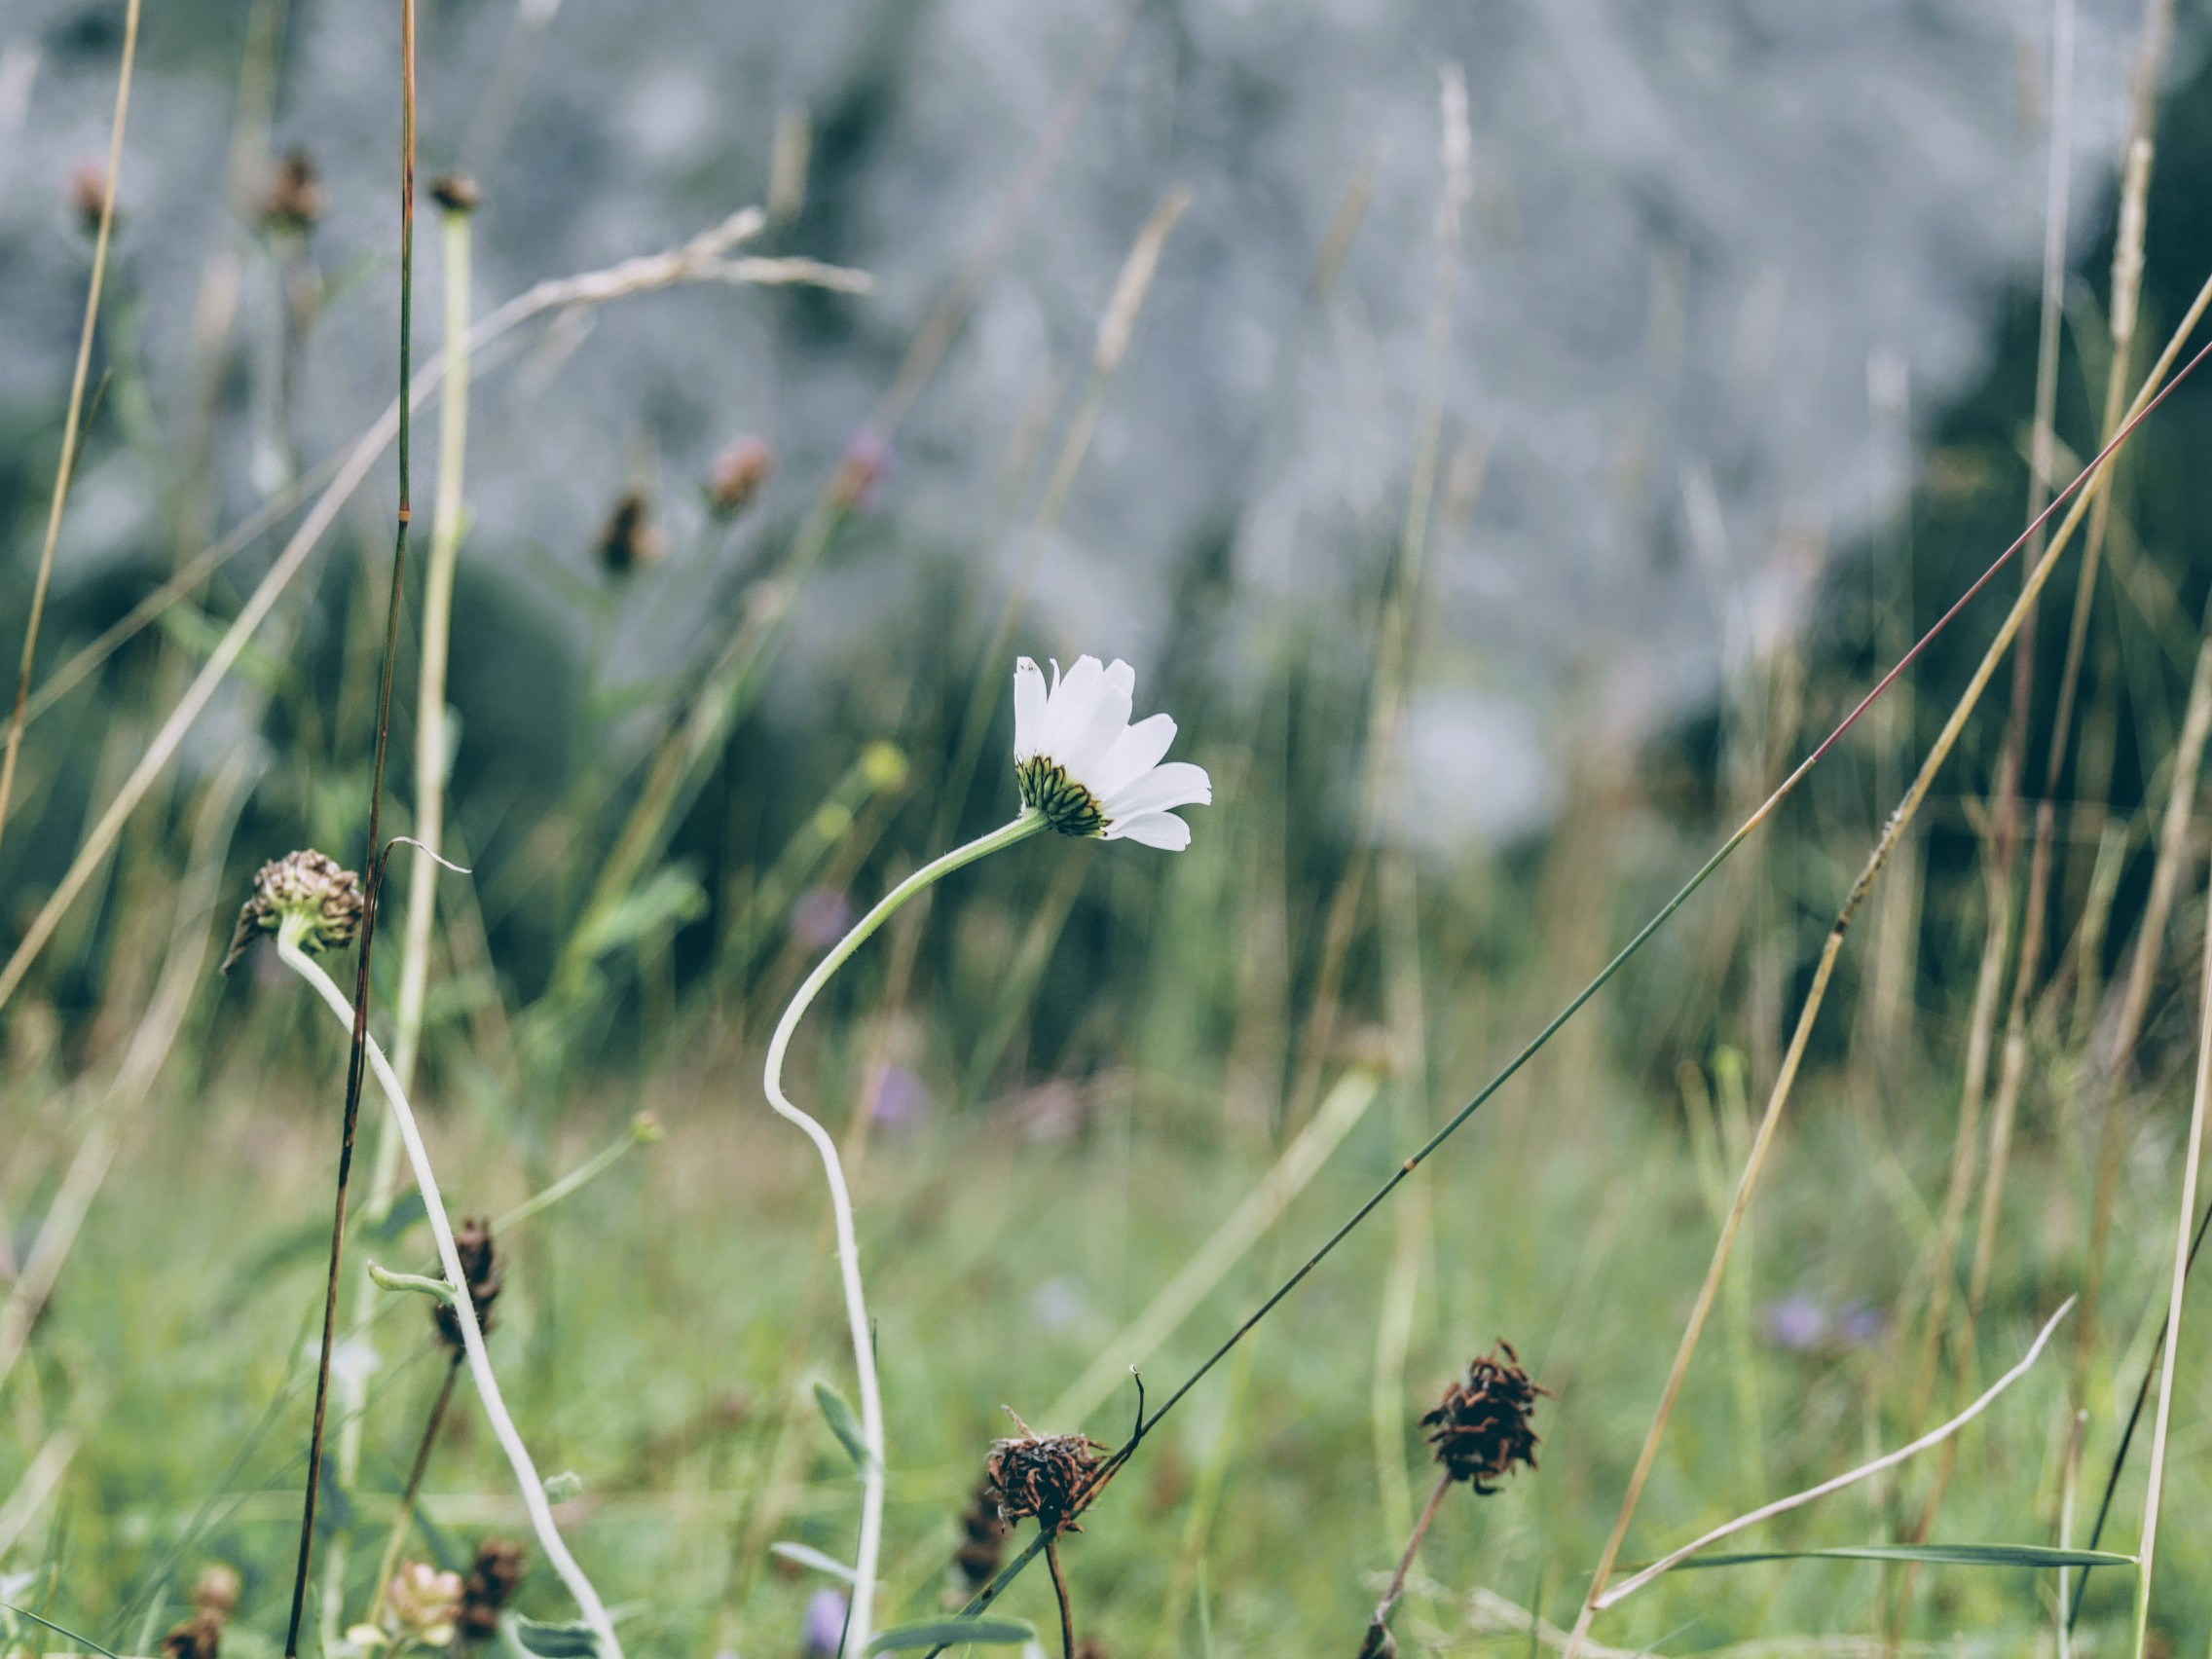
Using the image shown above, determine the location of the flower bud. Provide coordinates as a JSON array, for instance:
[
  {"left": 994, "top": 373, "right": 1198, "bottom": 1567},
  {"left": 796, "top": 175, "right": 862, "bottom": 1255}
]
[{"left": 221, "top": 850, "right": 366, "bottom": 974}]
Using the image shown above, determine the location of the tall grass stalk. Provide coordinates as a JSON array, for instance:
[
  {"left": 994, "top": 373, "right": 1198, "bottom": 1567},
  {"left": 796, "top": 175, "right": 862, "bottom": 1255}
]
[
  {"left": 285, "top": 4, "right": 419, "bottom": 1645},
  {"left": 1564, "top": 288, "right": 2212, "bottom": 1657},
  {"left": 2127, "top": 866, "right": 2212, "bottom": 1658},
  {"left": 0, "top": 0, "right": 140, "bottom": 858},
  {"left": 761, "top": 810, "right": 1047, "bottom": 1652},
  {"left": 276, "top": 932, "right": 624, "bottom": 1659}
]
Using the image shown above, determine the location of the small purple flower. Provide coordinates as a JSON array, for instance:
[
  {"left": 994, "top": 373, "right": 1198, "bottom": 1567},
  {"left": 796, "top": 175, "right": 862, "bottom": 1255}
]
[
  {"left": 790, "top": 887, "right": 855, "bottom": 952},
  {"left": 1838, "top": 1302, "right": 1886, "bottom": 1348},
  {"left": 1763, "top": 1294, "right": 1826, "bottom": 1353},
  {"left": 867, "top": 1064, "right": 930, "bottom": 1131},
  {"left": 1029, "top": 1276, "right": 1087, "bottom": 1335},
  {"left": 802, "top": 1588, "right": 848, "bottom": 1659}
]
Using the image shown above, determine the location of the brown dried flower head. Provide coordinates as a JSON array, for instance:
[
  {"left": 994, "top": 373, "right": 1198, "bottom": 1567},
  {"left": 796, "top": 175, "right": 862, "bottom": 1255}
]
[
  {"left": 221, "top": 849, "right": 365, "bottom": 973},
  {"left": 708, "top": 434, "right": 775, "bottom": 515},
  {"left": 387, "top": 1561, "right": 464, "bottom": 1646},
  {"left": 983, "top": 1423, "right": 1107, "bottom": 1533},
  {"left": 260, "top": 147, "right": 325, "bottom": 233},
  {"left": 594, "top": 488, "right": 663, "bottom": 574},
  {"left": 430, "top": 171, "right": 482, "bottom": 215},
  {"left": 949, "top": 1477, "right": 1010, "bottom": 1597},
  {"left": 455, "top": 1537, "right": 527, "bottom": 1645},
  {"left": 162, "top": 1610, "right": 224, "bottom": 1659},
  {"left": 434, "top": 1217, "right": 505, "bottom": 1354},
  {"left": 191, "top": 1563, "right": 243, "bottom": 1618},
  {"left": 1420, "top": 1341, "right": 1547, "bottom": 1493}
]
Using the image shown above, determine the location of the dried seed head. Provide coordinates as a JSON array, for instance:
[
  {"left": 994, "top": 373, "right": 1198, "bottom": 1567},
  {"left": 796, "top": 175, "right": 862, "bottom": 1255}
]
[
  {"left": 707, "top": 434, "right": 775, "bottom": 515},
  {"left": 983, "top": 1427, "right": 1108, "bottom": 1533},
  {"left": 434, "top": 1217, "right": 505, "bottom": 1354},
  {"left": 191, "top": 1563, "right": 242, "bottom": 1618},
  {"left": 1420, "top": 1341, "right": 1547, "bottom": 1493},
  {"left": 594, "top": 488, "right": 663, "bottom": 574},
  {"left": 221, "top": 849, "right": 366, "bottom": 973},
  {"left": 430, "top": 171, "right": 482, "bottom": 215},
  {"left": 949, "top": 1477, "right": 1011, "bottom": 1598},
  {"left": 387, "top": 1561, "right": 465, "bottom": 1646},
  {"left": 455, "top": 1537, "right": 527, "bottom": 1645},
  {"left": 162, "top": 1610, "right": 224, "bottom": 1659},
  {"left": 260, "top": 147, "right": 325, "bottom": 233}
]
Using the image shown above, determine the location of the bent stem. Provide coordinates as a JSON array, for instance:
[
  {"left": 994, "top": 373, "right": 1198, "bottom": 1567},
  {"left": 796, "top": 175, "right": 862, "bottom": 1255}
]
[
  {"left": 1360, "top": 1472, "right": 1454, "bottom": 1657},
  {"left": 276, "top": 931, "right": 624, "bottom": 1659},
  {"left": 762, "top": 809, "right": 1046, "bottom": 1652}
]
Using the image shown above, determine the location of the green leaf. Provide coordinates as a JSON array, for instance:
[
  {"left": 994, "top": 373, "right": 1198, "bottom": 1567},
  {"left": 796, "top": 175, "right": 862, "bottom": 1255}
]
[
  {"left": 1668, "top": 1543, "right": 2135, "bottom": 1571},
  {"left": 864, "top": 1617, "right": 1038, "bottom": 1652},
  {"left": 769, "top": 1541, "right": 858, "bottom": 1581},
  {"left": 813, "top": 1381, "right": 873, "bottom": 1470},
  {"left": 511, "top": 1616, "right": 601, "bottom": 1657}
]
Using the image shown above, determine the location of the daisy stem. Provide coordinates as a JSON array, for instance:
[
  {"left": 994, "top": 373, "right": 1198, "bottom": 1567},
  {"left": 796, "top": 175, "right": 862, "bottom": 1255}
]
[
  {"left": 276, "top": 927, "right": 623, "bottom": 1659},
  {"left": 763, "top": 808, "right": 1046, "bottom": 1654}
]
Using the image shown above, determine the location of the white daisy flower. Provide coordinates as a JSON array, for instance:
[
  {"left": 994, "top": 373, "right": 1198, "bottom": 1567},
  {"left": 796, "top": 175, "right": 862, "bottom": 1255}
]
[{"left": 1013, "top": 655, "right": 1211, "bottom": 849}]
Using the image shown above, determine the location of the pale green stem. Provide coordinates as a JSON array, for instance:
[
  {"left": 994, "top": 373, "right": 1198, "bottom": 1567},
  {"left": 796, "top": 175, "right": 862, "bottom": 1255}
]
[
  {"left": 762, "top": 809, "right": 1045, "bottom": 1652},
  {"left": 2132, "top": 894, "right": 2212, "bottom": 1658},
  {"left": 495, "top": 1117, "right": 657, "bottom": 1234},
  {"left": 277, "top": 929, "right": 623, "bottom": 1659},
  {"left": 328, "top": 203, "right": 475, "bottom": 1638}
]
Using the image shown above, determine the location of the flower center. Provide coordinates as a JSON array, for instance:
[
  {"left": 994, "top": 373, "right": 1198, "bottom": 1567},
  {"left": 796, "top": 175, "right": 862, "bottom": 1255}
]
[{"left": 1016, "top": 756, "right": 1107, "bottom": 836}]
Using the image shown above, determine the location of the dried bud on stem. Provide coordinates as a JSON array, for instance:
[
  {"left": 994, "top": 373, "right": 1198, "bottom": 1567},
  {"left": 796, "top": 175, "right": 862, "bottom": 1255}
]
[
  {"left": 430, "top": 171, "right": 481, "bottom": 215},
  {"left": 1420, "top": 1341, "right": 1547, "bottom": 1493},
  {"left": 434, "top": 1217, "right": 505, "bottom": 1354},
  {"left": 456, "top": 1538, "right": 527, "bottom": 1645},
  {"left": 594, "top": 488, "right": 663, "bottom": 574},
  {"left": 260, "top": 147, "right": 325, "bottom": 234},
  {"left": 222, "top": 849, "right": 365, "bottom": 973},
  {"left": 162, "top": 1611, "right": 224, "bottom": 1659},
  {"left": 708, "top": 434, "right": 775, "bottom": 515},
  {"left": 949, "top": 1477, "right": 1011, "bottom": 1598},
  {"left": 984, "top": 1421, "right": 1108, "bottom": 1534},
  {"left": 66, "top": 159, "right": 113, "bottom": 238}
]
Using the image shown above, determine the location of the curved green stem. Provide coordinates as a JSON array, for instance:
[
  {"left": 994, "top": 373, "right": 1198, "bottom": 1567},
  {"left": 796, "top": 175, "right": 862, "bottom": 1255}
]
[
  {"left": 277, "top": 932, "right": 624, "bottom": 1659},
  {"left": 762, "top": 809, "right": 1044, "bottom": 1652}
]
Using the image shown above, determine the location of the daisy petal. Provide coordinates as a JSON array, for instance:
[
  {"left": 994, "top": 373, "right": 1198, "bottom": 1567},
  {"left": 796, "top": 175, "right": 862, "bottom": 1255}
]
[
  {"left": 1104, "top": 810, "right": 1193, "bottom": 850},
  {"left": 1059, "top": 659, "right": 1136, "bottom": 781},
  {"left": 1089, "top": 713, "right": 1177, "bottom": 800},
  {"left": 1102, "top": 759, "right": 1211, "bottom": 820},
  {"left": 1042, "top": 655, "right": 1107, "bottom": 757},
  {"left": 1014, "top": 659, "right": 1048, "bottom": 760}
]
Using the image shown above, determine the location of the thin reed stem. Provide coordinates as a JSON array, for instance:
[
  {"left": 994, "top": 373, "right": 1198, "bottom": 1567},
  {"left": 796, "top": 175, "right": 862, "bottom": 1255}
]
[
  {"left": 1046, "top": 1537, "right": 1076, "bottom": 1659},
  {"left": 366, "top": 1354, "right": 464, "bottom": 1630},
  {"left": 283, "top": 7, "right": 417, "bottom": 1646},
  {"left": 762, "top": 811, "right": 1046, "bottom": 1653},
  {"left": 0, "top": 0, "right": 140, "bottom": 858},
  {"left": 1359, "top": 1472, "right": 1455, "bottom": 1657},
  {"left": 277, "top": 935, "right": 624, "bottom": 1659},
  {"left": 2129, "top": 866, "right": 2212, "bottom": 1658}
]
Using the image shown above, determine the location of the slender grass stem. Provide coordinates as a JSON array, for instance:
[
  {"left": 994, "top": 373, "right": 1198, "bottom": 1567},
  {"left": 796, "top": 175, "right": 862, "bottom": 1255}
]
[
  {"left": 2127, "top": 885, "right": 2212, "bottom": 1659},
  {"left": 1045, "top": 1537, "right": 1076, "bottom": 1659},
  {"left": 1359, "top": 1472, "right": 1454, "bottom": 1657},
  {"left": 0, "top": 0, "right": 140, "bottom": 859},
  {"left": 366, "top": 1355, "right": 464, "bottom": 1629},
  {"left": 277, "top": 935, "right": 624, "bottom": 1659},
  {"left": 763, "top": 810, "right": 1046, "bottom": 1653}
]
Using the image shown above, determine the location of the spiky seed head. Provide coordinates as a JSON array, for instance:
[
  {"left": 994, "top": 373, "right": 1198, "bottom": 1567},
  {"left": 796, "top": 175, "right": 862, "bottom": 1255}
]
[
  {"left": 221, "top": 849, "right": 366, "bottom": 973},
  {"left": 434, "top": 1217, "right": 505, "bottom": 1354},
  {"left": 983, "top": 1429, "right": 1108, "bottom": 1533},
  {"left": 1419, "top": 1341, "right": 1547, "bottom": 1493}
]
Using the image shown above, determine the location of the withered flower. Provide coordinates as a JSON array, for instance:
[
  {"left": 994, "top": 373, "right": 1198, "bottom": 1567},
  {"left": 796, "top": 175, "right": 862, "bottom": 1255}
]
[
  {"left": 949, "top": 1477, "right": 1010, "bottom": 1597},
  {"left": 386, "top": 1561, "right": 464, "bottom": 1647},
  {"left": 260, "top": 147, "right": 325, "bottom": 233},
  {"left": 707, "top": 434, "right": 775, "bottom": 515},
  {"left": 983, "top": 1425, "right": 1108, "bottom": 1533},
  {"left": 430, "top": 172, "right": 481, "bottom": 215},
  {"left": 1420, "top": 1341, "right": 1547, "bottom": 1493},
  {"left": 434, "top": 1217, "right": 505, "bottom": 1354},
  {"left": 163, "top": 1610, "right": 224, "bottom": 1659},
  {"left": 455, "top": 1538, "right": 527, "bottom": 1645},
  {"left": 594, "top": 488, "right": 663, "bottom": 574},
  {"left": 221, "top": 849, "right": 366, "bottom": 973}
]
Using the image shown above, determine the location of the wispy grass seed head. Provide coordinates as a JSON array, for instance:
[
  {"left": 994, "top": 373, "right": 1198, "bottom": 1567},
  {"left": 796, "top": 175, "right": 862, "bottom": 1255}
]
[
  {"left": 1013, "top": 655, "right": 1210, "bottom": 848},
  {"left": 221, "top": 849, "right": 365, "bottom": 973},
  {"left": 1421, "top": 1342, "right": 1546, "bottom": 1493}
]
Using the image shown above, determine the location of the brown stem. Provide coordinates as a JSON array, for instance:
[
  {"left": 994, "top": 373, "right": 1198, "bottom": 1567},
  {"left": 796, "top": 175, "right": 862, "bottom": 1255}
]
[
  {"left": 366, "top": 1354, "right": 465, "bottom": 1628},
  {"left": 283, "top": 4, "right": 416, "bottom": 1652},
  {"left": 1045, "top": 1536, "right": 1076, "bottom": 1659},
  {"left": 1359, "top": 1472, "right": 1454, "bottom": 1656}
]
